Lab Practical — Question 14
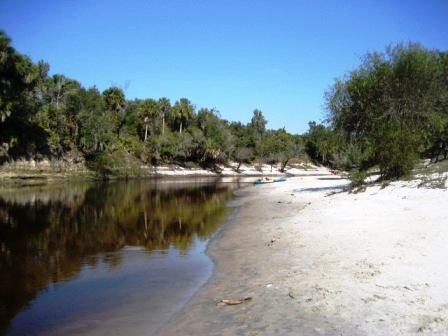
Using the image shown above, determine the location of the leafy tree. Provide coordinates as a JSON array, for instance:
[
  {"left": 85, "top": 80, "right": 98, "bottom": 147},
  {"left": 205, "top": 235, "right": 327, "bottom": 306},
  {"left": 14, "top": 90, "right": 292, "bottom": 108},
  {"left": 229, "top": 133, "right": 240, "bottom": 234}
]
[
  {"left": 228, "top": 121, "right": 255, "bottom": 170},
  {"left": 77, "top": 86, "right": 118, "bottom": 153},
  {"left": 233, "top": 147, "right": 253, "bottom": 171},
  {"left": 43, "top": 74, "right": 80, "bottom": 109},
  {"left": 116, "top": 99, "right": 144, "bottom": 160},
  {"left": 276, "top": 131, "right": 305, "bottom": 172},
  {"left": 194, "top": 108, "right": 234, "bottom": 163},
  {"left": 255, "top": 129, "right": 303, "bottom": 172},
  {"left": 250, "top": 109, "right": 267, "bottom": 138},
  {"left": 325, "top": 42, "right": 448, "bottom": 180},
  {"left": 163, "top": 131, "right": 196, "bottom": 162},
  {"left": 249, "top": 109, "right": 268, "bottom": 160},
  {"left": 121, "top": 99, "right": 141, "bottom": 138},
  {"left": 158, "top": 131, "right": 177, "bottom": 162},
  {"left": 34, "top": 74, "right": 82, "bottom": 151},
  {"left": 304, "top": 121, "right": 337, "bottom": 166},
  {"left": 0, "top": 31, "right": 40, "bottom": 124},
  {"left": 427, "top": 51, "right": 448, "bottom": 162},
  {"left": 0, "top": 31, "right": 51, "bottom": 161},
  {"left": 229, "top": 121, "right": 254, "bottom": 148}
]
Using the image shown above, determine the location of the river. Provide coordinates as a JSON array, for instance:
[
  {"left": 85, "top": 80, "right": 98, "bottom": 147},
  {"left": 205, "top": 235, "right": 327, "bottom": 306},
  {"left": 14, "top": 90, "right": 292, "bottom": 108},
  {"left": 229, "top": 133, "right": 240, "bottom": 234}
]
[{"left": 0, "top": 177, "right": 244, "bottom": 335}]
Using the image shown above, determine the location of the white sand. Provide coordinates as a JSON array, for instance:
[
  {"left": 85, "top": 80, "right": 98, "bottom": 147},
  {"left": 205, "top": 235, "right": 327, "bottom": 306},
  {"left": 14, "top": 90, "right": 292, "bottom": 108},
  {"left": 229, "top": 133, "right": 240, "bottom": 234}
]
[
  {"left": 144, "top": 162, "right": 328, "bottom": 177},
  {"left": 157, "top": 174, "right": 448, "bottom": 335}
]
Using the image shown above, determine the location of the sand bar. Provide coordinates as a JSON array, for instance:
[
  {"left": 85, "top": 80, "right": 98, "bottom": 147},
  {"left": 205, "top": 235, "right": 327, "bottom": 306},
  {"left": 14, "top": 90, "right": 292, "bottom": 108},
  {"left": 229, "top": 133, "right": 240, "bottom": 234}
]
[{"left": 156, "top": 174, "right": 448, "bottom": 335}]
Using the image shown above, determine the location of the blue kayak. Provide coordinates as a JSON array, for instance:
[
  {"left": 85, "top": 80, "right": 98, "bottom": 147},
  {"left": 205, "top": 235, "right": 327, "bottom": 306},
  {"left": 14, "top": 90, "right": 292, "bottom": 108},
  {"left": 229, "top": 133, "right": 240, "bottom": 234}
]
[{"left": 253, "top": 177, "right": 287, "bottom": 185}]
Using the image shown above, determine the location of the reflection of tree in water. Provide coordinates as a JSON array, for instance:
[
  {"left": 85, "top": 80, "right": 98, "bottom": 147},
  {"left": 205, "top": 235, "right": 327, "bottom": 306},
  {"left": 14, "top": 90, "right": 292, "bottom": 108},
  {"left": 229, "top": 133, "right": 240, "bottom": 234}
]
[{"left": 0, "top": 179, "right": 234, "bottom": 334}]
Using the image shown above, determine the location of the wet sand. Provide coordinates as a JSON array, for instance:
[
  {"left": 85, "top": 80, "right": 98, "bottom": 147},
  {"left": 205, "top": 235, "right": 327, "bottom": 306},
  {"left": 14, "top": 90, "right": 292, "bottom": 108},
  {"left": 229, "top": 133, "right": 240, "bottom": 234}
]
[{"left": 156, "top": 174, "right": 448, "bottom": 335}]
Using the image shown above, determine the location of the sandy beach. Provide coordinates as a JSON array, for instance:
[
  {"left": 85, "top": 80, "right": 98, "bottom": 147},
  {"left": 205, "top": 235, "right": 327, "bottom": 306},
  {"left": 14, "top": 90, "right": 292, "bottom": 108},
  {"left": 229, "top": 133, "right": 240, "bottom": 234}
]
[{"left": 155, "top": 173, "right": 448, "bottom": 335}]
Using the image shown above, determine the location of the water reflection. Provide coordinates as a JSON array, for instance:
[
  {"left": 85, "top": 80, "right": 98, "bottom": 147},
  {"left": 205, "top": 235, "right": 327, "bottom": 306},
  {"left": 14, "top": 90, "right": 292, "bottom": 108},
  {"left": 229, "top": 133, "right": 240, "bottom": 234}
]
[{"left": 0, "top": 178, "right": 237, "bottom": 335}]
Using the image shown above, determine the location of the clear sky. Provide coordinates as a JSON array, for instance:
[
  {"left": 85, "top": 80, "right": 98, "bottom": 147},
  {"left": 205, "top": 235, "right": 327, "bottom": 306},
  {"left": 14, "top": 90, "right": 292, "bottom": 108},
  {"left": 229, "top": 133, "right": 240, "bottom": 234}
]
[{"left": 1, "top": 0, "right": 447, "bottom": 134}]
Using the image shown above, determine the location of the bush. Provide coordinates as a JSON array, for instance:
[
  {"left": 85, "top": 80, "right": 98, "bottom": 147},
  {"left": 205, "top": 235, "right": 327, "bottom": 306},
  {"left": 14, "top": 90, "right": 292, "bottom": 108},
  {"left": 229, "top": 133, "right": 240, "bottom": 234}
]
[{"left": 348, "top": 169, "right": 368, "bottom": 188}]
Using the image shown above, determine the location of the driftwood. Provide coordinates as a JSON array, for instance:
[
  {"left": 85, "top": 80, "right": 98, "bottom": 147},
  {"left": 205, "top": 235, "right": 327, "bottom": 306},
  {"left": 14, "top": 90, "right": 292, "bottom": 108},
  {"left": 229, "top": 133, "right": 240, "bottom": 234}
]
[{"left": 217, "top": 297, "right": 252, "bottom": 306}]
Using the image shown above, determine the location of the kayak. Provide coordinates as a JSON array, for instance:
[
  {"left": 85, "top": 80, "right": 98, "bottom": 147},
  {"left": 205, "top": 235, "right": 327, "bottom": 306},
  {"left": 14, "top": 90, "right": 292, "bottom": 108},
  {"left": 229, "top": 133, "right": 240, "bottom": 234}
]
[{"left": 253, "top": 177, "right": 287, "bottom": 185}]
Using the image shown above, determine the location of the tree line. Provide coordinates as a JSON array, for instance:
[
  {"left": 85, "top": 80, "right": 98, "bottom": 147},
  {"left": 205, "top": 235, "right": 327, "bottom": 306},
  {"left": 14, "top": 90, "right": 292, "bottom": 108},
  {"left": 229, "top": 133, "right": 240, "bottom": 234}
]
[
  {"left": 1, "top": 30, "right": 447, "bottom": 182},
  {"left": 0, "top": 30, "right": 305, "bottom": 176}
]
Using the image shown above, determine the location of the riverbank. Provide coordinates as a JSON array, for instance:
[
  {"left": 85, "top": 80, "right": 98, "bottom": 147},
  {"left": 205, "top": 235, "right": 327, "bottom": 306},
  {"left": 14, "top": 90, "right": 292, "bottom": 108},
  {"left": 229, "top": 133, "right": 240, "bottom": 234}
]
[
  {"left": 156, "top": 174, "right": 448, "bottom": 335},
  {"left": 0, "top": 159, "right": 326, "bottom": 185}
]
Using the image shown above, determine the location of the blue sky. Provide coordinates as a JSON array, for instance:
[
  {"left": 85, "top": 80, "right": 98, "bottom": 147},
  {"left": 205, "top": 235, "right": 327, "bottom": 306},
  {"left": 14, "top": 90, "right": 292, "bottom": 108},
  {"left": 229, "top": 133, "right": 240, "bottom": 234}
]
[{"left": 1, "top": 1, "right": 447, "bottom": 134}]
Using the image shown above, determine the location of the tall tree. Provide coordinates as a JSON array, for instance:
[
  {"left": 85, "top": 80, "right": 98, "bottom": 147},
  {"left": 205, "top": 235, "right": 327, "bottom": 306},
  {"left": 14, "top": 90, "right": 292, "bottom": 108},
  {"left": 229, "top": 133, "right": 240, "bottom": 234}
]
[
  {"left": 304, "top": 121, "right": 337, "bottom": 165},
  {"left": 194, "top": 108, "right": 233, "bottom": 162},
  {"left": 0, "top": 31, "right": 50, "bottom": 162},
  {"left": 171, "top": 98, "right": 195, "bottom": 133},
  {"left": 137, "top": 98, "right": 161, "bottom": 142},
  {"left": 102, "top": 87, "right": 126, "bottom": 132},
  {"left": 158, "top": 97, "right": 171, "bottom": 135},
  {"left": 250, "top": 109, "right": 267, "bottom": 137},
  {"left": 77, "top": 86, "right": 117, "bottom": 153},
  {"left": 325, "top": 42, "right": 447, "bottom": 180},
  {"left": 229, "top": 121, "right": 255, "bottom": 170},
  {"left": 249, "top": 109, "right": 267, "bottom": 159},
  {"left": 0, "top": 30, "right": 40, "bottom": 123},
  {"left": 35, "top": 74, "right": 81, "bottom": 149}
]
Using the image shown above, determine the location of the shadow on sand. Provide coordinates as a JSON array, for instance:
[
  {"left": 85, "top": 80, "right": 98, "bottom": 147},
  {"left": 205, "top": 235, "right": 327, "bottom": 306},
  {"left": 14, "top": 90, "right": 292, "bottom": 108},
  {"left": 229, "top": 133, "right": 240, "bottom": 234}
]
[{"left": 293, "top": 177, "right": 350, "bottom": 193}]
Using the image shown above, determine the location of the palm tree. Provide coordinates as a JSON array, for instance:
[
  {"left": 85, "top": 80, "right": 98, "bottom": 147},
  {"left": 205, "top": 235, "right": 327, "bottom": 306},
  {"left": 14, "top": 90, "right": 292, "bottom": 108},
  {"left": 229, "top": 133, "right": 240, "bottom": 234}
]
[
  {"left": 158, "top": 97, "right": 171, "bottom": 135},
  {"left": 137, "top": 98, "right": 161, "bottom": 141},
  {"left": 102, "top": 87, "right": 126, "bottom": 113},
  {"left": 102, "top": 87, "right": 126, "bottom": 132},
  {"left": 172, "top": 98, "right": 195, "bottom": 133}
]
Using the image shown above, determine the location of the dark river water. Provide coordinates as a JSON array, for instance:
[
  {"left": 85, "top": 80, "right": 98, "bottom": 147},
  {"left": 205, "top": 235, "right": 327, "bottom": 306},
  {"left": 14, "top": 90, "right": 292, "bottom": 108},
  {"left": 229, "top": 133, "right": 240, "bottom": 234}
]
[{"left": 0, "top": 177, "right": 243, "bottom": 335}]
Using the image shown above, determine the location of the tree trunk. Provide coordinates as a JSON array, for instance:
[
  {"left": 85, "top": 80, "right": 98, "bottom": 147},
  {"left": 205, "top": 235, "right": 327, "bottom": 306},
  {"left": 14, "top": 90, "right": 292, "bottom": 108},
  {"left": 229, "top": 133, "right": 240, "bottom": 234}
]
[{"left": 281, "top": 158, "right": 290, "bottom": 172}]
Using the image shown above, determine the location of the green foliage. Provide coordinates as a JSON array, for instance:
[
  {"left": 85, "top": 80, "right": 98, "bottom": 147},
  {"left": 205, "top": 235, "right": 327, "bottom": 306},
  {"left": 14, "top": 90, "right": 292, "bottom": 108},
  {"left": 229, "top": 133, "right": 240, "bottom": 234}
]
[
  {"left": 325, "top": 42, "right": 448, "bottom": 181},
  {"left": 86, "top": 150, "right": 142, "bottom": 179},
  {"left": 139, "top": 135, "right": 163, "bottom": 164},
  {"left": 0, "top": 30, "right": 319, "bottom": 175},
  {"left": 347, "top": 169, "right": 368, "bottom": 188},
  {"left": 158, "top": 97, "right": 171, "bottom": 135},
  {"left": 250, "top": 109, "right": 267, "bottom": 138},
  {"left": 76, "top": 86, "right": 120, "bottom": 154},
  {"left": 157, "top": 131, "right": 198, "bottom": 163},
  {"left": 228, "top": 121, "right": 256, "bottom": 168},
  {"left": 261, "top": 129, "right": 305, "bottom": 172},
  {"left": 229, "top": 121, "right": 254, "bottom": 148},
  {"left": 375, "top": 119, "right": 421, "bottom": 180},
  {"left": 170, "top": 98, "right": 195, "bottom": 133},
  {"left": 102, "top": 86, "right": 126, "bottom": 132},
  {"left": 33, "top": 74, "right": 82, "bottom": 151},
  {"left": 304, "top": 121, "right": 337, "bottom": 166},
  {"left": 122, "top": 99, "right": 141, "bottom": 138},
  {"left": 194, "top": 108, "right": 234, "bottom": 163},
  {"left": 137, "top": 98, "right": 161, "bottom": 141},
  {"left": 0, "top": 31, "right": 54, "bottom": 161},
  {"left": 158, "top": 132, "right": 177, "bottom": 162},
  {"left": 120, "top": 134, "right": 144, "bottom": 160},
  {"left": 233, "top": 147, "right": 253, "bottom": 171},
  {"left": 0, "top": 31, "right": 40, "bottom": 124}
]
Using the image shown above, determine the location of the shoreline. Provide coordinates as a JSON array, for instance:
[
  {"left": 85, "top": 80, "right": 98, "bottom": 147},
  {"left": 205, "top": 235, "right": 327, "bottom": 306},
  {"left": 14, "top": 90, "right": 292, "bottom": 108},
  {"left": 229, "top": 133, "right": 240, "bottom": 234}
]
[
  {"left": 156, "top": 174, "right": 448, "bottom": 335},
  {"left": 0, "top": 161, "right": 329, "bottom": 186}
]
